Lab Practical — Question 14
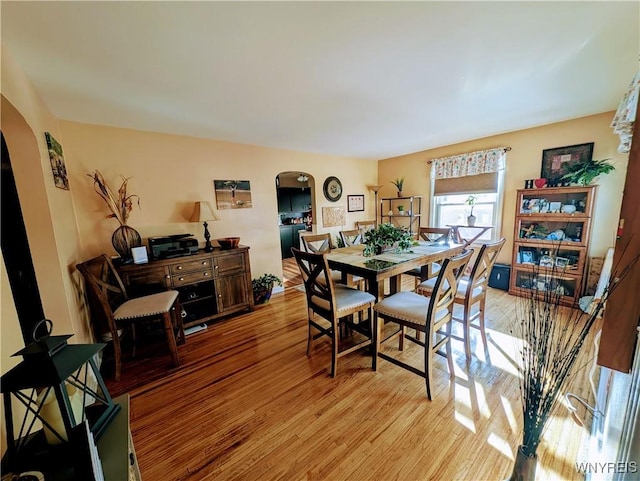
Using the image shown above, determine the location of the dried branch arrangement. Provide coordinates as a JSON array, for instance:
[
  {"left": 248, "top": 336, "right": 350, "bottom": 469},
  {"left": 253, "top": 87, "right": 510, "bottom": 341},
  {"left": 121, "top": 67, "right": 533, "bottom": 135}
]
[
  {"left": 88, "top": 170, "right": 140, "bottom": 225},
  {"left": 511, "top": 245, "right": 639, "bottom": 459}
]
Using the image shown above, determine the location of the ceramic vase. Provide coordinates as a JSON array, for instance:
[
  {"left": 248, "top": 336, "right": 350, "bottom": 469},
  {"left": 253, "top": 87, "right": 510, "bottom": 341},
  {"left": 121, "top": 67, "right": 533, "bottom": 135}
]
[
  {"left": 507, "top": 445, "right": 537, "bottom": 481},
  {"left": 111, "top": 224, "right": 142, "bottom": 261}
]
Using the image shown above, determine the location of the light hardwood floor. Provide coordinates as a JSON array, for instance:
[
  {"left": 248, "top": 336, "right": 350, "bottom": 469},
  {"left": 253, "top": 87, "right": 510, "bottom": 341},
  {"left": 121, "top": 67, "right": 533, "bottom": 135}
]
[{"left": 108, "top": 276, "right": 597, "bottom": 481}]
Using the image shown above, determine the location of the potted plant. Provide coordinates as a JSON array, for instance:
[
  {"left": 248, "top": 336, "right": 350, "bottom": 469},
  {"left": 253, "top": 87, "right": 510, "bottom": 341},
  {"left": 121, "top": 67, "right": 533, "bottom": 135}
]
[
  {"left": 464, "top": 195, "right": 477, "bottom": 226},
  {"left": 397, "top": 205, "right": 405, "bottom": 215},
  {"left": 362, "top": 222, "right": 415, "bottom": 256},
  {"left": 391, "top": 177, "right": 405, "bottom": 197},
  {"left": 251, "top": 273, "right": 282, "bottom": 305},
  {"left": 561, "top": 158, "right": 615, "bottom": 186}
]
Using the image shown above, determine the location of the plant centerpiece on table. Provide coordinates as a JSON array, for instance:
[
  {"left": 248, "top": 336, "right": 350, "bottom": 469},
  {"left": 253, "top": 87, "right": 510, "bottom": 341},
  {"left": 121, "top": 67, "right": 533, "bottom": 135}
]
[
  {"left": 561, "top": 158, "right": 615, "bottom": 186},
  {"left": 391, "top": 177, "right": 405, "bottom": 197},
  {"left": 465, "top": 195, "right": 477, "bottom": 226},
  {"left": 252, "top": 273, "right": 283, "bottom": 305},
  {"left": 507, "top": 251, "right": 639, "bottom": 480},
  {"left": 362, "top": 222, "right": 414, "bottom": 256},
  {"left": 88, "top": 170, "right": 142, "bottom": 261}
]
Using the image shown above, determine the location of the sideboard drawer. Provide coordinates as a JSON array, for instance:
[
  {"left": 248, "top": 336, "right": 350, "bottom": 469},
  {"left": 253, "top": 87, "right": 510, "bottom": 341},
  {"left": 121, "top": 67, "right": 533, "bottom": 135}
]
[
  {"left": 171, "top": 269, "right": 214, "bottom": 287},
  {"left": 169, "top": 257, "right": 212, "bottom": 274}
]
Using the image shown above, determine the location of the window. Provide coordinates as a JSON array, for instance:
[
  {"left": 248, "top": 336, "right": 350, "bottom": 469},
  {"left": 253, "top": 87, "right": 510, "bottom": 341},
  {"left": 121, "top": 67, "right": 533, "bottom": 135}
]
[
  {"left": 432, "top": 193, "right": 500, "bottom": 242},
  {"left": 428, "top": 147, "right": 507, "bottom": 243}
]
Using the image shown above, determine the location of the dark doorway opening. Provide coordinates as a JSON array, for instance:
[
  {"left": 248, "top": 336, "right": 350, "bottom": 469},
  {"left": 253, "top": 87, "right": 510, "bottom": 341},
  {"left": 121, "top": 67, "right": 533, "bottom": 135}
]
[{"left": 1, "top": 131, "right": 46, "bottom": 343}]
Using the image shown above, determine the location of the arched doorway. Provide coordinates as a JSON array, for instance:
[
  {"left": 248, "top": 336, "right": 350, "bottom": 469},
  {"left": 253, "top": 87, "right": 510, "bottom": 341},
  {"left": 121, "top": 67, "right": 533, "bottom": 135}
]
[{"left": 275, "top": 171, "right": 314, "bottom": 287}]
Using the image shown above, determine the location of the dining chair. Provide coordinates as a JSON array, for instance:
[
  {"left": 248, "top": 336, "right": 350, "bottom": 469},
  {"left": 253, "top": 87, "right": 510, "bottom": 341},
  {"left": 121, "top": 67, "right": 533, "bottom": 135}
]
[
  {"left": 339, "top": 228, "right": 363, "bottom": 247},
  {"left": 355, "top": 220, "right": 376, "bottom": 233},
  {"left": 302, "top": 233, "right": 365, "bottom": 289},
  {"left": 292, "top": 247, "right": 376, "bottom": 377},
  {"left": 404, "top": 227, "right": 454, "bottom": 287},
  {"left": 77, "top": 254, "right": 185, "bottom": 381},
  {"left": 373, "top": 249, "right": 472, "bottom": 399},
  {"left": 415, "top": 238, "right": 506, "bottom": 362}
]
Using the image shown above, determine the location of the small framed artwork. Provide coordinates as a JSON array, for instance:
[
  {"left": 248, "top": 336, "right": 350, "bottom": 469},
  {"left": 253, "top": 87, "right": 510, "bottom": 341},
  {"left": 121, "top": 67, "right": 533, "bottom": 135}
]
[
  {"left": 45, "top": 132, "right": 70, "bottom": 190},
  {"left": 519, "top": 250, "right": 535, "bottom": 264},
  {"left": 555, "top": 256, "right": 569, "bottom": 268},
  {"left": 539, "top": 255, "right": 554, "bottom": 268},
  {"left": 131, "top": 246, "right": 149, "bottom": 264},
  {"left": 347, "top": 195, "right": 365, "bottom": 212},
  {"left": 541, "top": 142, "right": 594, "bottom": 185},
  {"left": 214, "top": 180, "right": 252, "bottom": 209}
]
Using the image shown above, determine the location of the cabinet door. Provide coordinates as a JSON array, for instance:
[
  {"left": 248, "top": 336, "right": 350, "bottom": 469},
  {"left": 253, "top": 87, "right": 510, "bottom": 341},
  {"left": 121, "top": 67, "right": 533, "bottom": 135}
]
[
  {"left": 120, "top": 265, "right": 169, "bottom": 297},
  {"left": 215, "top": 273, "right": 250, "bottom": 313},
  {"left": 213, "top": 251, "right": 246, "bottom": 277},
  {"left": 291, "top": 188, "right": 310, "bottom": 212},
  {"left": 280, "top": 226, "right": 294, "bottom": 258},
  {"left": 277, "top": 189, "right": 292, "bottom": 213}
]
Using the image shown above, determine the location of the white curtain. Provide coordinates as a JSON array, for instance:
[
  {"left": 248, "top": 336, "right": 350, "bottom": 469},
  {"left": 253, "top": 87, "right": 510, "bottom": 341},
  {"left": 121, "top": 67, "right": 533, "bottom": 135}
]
[
  {"left": 430, "top": 147, "right": 506, "bottom": 179},
  {"left": 611, "top": 70, "right": 640, "bottom": 154}
]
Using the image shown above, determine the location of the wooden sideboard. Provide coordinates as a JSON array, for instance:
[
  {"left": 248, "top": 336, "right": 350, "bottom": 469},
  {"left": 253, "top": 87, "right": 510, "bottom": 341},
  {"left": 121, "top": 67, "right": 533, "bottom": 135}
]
[{"left": 117, "top": 247, "right": 254, "bottom": 328}]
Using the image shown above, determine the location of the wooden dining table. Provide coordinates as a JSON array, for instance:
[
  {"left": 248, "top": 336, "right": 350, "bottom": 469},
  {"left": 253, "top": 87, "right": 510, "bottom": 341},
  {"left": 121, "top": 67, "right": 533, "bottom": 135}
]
[{"left": 326, "top": 241, "right": 465, "bottom": 300}]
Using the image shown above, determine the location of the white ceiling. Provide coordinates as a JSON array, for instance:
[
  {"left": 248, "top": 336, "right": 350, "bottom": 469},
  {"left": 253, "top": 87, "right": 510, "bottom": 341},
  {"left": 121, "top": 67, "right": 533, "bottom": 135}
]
[{"left": 1, "top": 1, "right": 638, "bottom": 160}]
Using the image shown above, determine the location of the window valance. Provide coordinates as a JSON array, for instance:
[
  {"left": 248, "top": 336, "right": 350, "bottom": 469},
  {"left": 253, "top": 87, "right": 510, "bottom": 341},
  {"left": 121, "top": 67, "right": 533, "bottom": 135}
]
[
  {"left": 430, "top": 147, "right": 507, "bottom": 180},
  {"left": 611, "top": 70, "right": 639, "bottom": 154}
]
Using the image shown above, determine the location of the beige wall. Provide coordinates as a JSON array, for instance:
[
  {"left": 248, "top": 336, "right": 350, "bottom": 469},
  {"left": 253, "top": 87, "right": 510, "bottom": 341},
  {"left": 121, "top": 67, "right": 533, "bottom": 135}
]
[
  {"left": 378, "top": 112, "right": 627, "bottom": 264},
  {"left": 60, "top": 121, "right": 378, "bottom": 279}
]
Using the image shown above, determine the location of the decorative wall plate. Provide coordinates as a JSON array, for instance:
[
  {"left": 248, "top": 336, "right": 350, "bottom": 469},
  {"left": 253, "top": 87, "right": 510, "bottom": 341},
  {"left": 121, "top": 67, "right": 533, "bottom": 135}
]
[{"left": 323, "top": 176, "right": 343, "bottom": 202}]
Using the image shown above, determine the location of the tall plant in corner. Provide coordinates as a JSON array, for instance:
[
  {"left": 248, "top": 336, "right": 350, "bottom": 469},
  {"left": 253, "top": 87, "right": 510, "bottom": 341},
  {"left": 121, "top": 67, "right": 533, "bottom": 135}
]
[
  {"left": 88, "top": 170, "right": 142, "bottom": 261},
  {"left": 507, "top": 248, "right": 639, "bottom": 481}
]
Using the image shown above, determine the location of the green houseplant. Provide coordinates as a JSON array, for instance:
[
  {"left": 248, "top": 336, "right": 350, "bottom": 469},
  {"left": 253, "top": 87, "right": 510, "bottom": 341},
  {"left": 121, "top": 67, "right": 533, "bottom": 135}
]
[
  {"left": 362, "top": 223, "right": 415, "bottom": 256},
  {"left": 561, "top": 158, "right": 615, "bottom": 186},
  {"left": 464, "top": 195, "right": 477, "bottom": 226},
  {"left": 391, "top": 177, "right": 405, "bottom": 197},
  {"left": 252, "top": 273, "right": 282, "bottom": 305}
]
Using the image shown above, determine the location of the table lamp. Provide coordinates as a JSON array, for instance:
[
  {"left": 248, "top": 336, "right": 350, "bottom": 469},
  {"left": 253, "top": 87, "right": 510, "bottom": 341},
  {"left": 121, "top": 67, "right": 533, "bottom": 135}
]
[
  {"left": 367, "top": 185, "right": 383, "bottom": 226},
  {"left": 189, "top": 201, "right": 220, "bottom": 252}
]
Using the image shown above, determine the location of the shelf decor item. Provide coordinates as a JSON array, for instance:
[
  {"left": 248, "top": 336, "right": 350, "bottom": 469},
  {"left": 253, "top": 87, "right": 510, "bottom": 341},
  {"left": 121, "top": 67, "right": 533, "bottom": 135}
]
[
  {"left": 252, "top": 273, "right": 282, "bottom": 305},
  {"left": 560, "top": 158, "right": 615, "bottom": 186},
  {"left": 88, "top": 169, "right": 141, "bottom": 261},
  {"left": 391, "top": 177, "right": 404, "bottom": 197},
  {"left": 507, "top": 252, "right": 639, "bottom": 481},
  {"left": 1, "top": 319, "right": 119, "bottom": 474}
]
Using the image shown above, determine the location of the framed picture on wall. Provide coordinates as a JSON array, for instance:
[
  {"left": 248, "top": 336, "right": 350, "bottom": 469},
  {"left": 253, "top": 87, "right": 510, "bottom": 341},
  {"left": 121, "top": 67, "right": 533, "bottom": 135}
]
[
  {"left": 541, "top": 142, "right": 594, "bottom": 185},
  {"left": 347, "top": 195, "right": 365, "bottom": 212}
]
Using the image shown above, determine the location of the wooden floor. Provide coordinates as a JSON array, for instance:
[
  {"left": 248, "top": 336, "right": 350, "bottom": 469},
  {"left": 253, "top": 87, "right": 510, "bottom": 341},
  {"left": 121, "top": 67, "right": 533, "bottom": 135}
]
[{"left": 106, "top": 274, "right": 597, "bottom": 481}]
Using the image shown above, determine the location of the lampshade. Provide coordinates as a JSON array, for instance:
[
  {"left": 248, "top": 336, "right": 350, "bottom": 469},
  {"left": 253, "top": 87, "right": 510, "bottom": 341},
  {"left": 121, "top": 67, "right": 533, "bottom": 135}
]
[
  {"left": 189, "top": 201, "right": 220, "bottom": 222},
  {"left": 367, "top": 185, "right": 383, "bottom": 193}
]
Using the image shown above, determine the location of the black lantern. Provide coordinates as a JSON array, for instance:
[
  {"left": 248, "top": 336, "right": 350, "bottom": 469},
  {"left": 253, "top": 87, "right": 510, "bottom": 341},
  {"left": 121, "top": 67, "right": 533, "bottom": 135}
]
[{"left": 1, "top": 319, "right": 120, "bottom": 473}]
